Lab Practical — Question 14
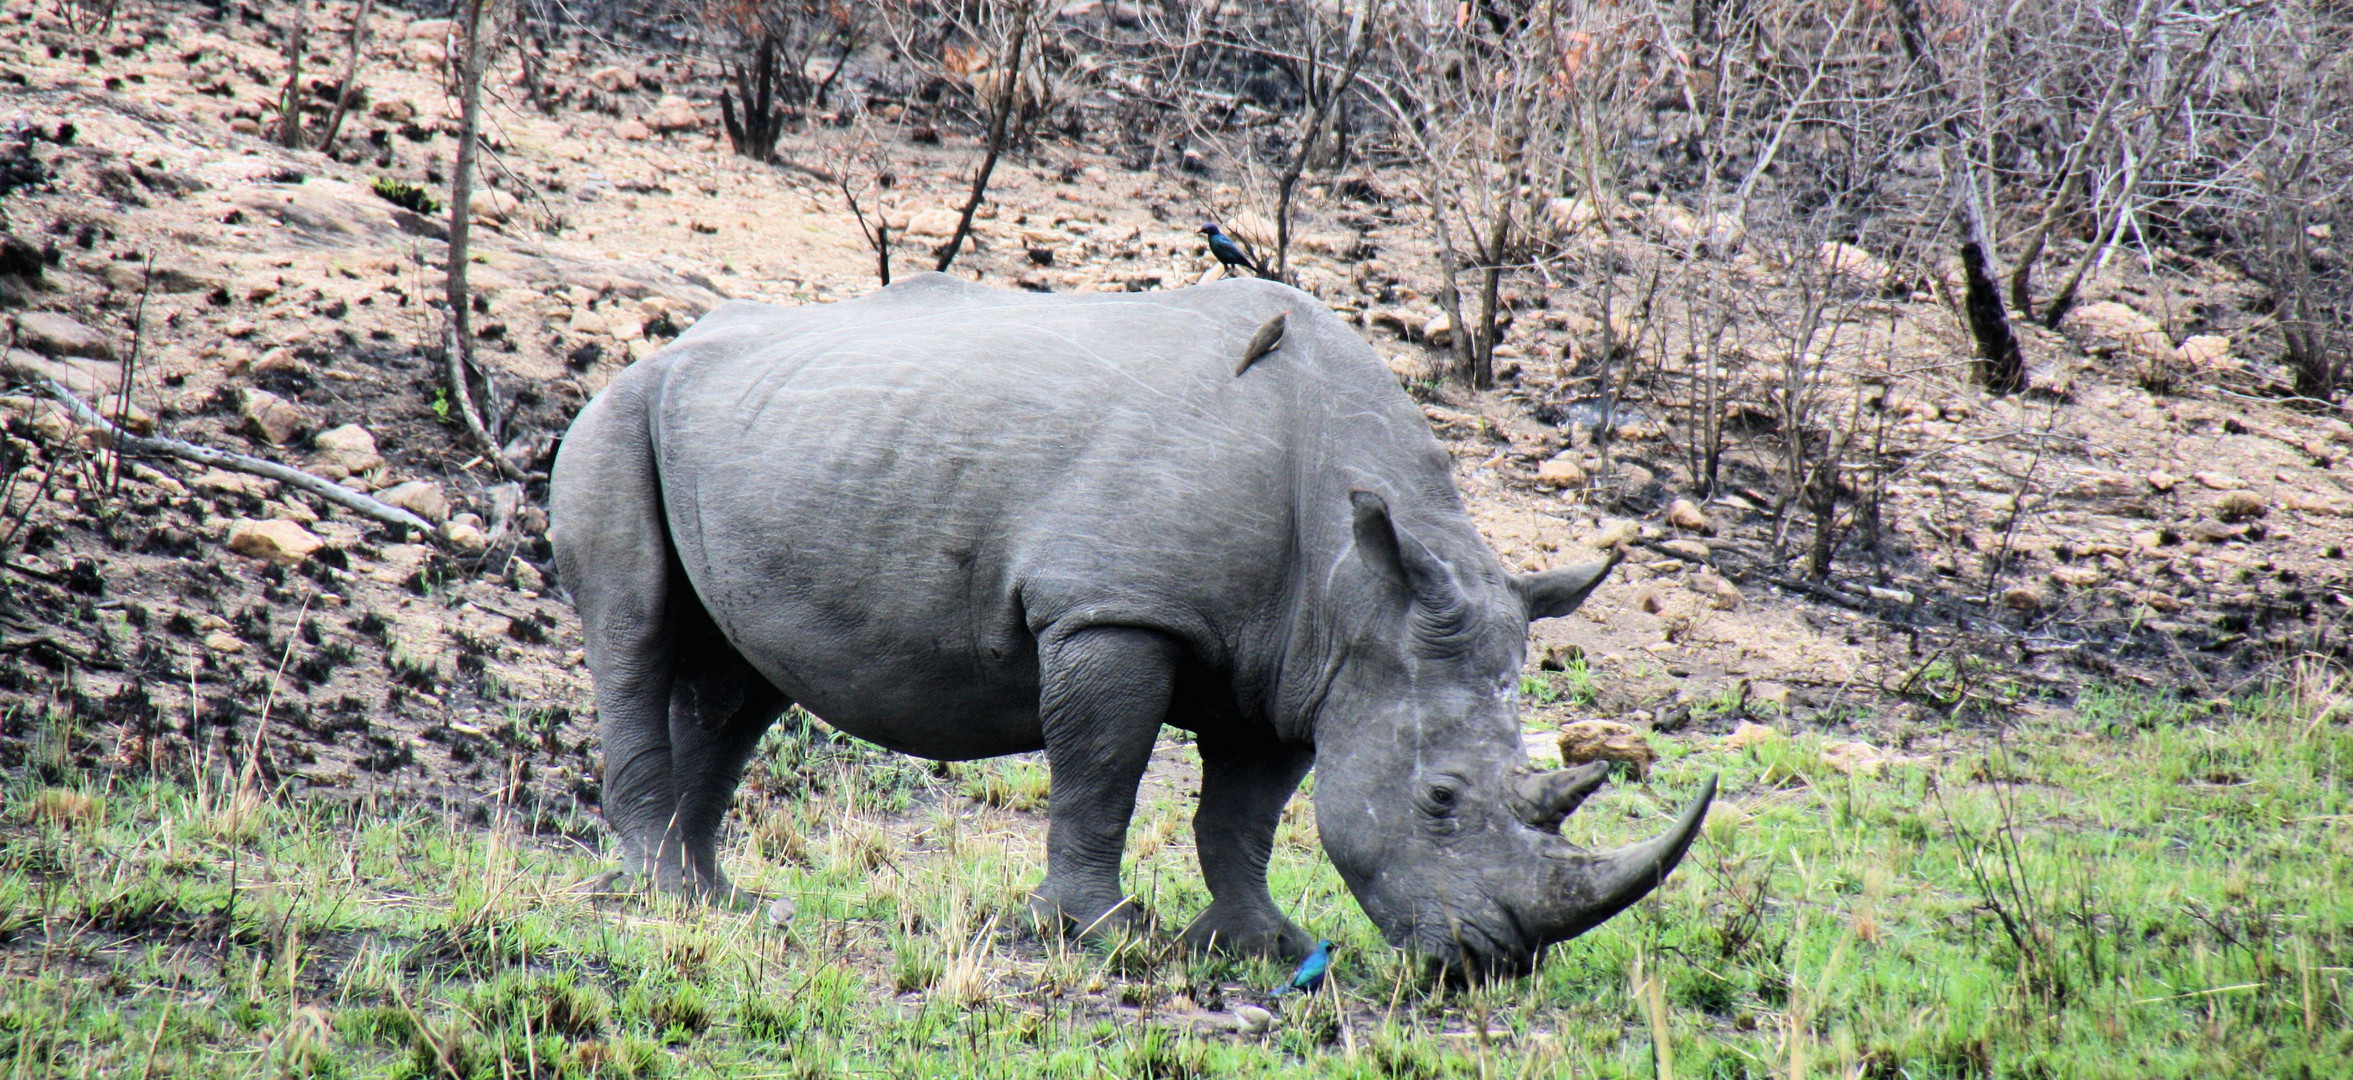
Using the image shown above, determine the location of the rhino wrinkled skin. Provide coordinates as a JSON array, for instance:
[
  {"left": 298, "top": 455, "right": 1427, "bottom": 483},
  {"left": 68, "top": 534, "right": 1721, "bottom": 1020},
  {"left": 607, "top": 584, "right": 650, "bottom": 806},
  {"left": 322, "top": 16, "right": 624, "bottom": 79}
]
[{"left": 549, "top": 273, "right": 1713, "bottom": 976}]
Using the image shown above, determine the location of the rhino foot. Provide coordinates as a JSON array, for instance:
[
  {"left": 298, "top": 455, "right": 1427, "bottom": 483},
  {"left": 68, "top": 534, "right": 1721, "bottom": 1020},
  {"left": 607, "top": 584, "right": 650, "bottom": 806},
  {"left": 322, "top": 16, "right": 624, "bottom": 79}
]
[
  {"left": 1028, "top": 890, "right": 1154, "bottom": 944},
  {"left": 1180, "top": 904, "right": 1312, "bottom": 961}
]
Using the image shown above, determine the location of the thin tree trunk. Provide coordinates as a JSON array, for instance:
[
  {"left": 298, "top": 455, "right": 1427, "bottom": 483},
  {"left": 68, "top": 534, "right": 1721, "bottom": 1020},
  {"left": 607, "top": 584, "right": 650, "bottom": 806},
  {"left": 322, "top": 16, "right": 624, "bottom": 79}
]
[
  {"left": 275, "top": 0, "right": 310, "bottom": 149},
  {"left": 445, "top": 0, "right": 521, "bottom": 481},
  {"left": 936, "top": 3, "right": 1033, "bottom": 273},
  {"left": 316, "top": 0, "right": 374, "bottom": 151},
  {"left": 1961, "top": 241, "right": 2026, "bottom": 394}
]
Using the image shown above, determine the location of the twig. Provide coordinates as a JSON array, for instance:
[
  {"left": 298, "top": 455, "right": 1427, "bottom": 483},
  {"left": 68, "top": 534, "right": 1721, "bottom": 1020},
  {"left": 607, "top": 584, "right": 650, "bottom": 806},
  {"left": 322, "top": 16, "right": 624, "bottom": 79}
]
[
  {"left": 316, "top": 0, "right": 376, "bottom": 150},
  {"left": 107, "top": 254, "right": 154, "bottom": 498},
  {"left": 36, "top": 380, "right": 436, "bottom": 534}
]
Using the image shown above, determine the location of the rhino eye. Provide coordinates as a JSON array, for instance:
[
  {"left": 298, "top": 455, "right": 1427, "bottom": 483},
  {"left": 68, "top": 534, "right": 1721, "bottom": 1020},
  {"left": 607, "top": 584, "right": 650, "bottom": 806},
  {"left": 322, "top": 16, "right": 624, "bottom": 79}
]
[{"left": 1424, "top": 785, "right": 1458, "bottom": 813}]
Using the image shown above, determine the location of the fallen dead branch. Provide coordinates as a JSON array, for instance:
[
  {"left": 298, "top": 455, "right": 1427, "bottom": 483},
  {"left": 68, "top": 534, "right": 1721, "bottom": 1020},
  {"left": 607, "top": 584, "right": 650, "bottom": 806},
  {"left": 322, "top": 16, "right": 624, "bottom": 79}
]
[{"left": 37, "top": 380, "right": 438, "bottom": 535}]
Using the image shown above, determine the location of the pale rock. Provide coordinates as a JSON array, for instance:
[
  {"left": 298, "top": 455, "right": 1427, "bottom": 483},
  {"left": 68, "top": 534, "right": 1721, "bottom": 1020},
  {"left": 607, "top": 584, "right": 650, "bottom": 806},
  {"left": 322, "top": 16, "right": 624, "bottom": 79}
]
[
  {"left": 1723, "top": 720, "right": 1779, "bottom": 750},
  {"left": 905, "top": 208, "right": 964, "bottom": 238},
  {"left": 1556, "top": 719, "right": 1656, "bottom": 779},
  {"left": 1820, "top": 741, "right": 1895, "bottom": 777},
  {"left": 443, "top": 519, "right": 490, "bottom": 552},
  {"left": 313, "top": 424, "right": 383, "bottom": 475},
  {"left": 2049, "top": 565, "right": 2102, "bottom": 588},
  {"left": 379, "top": 480, "right": 453, "bottom": 524},
  {"left": 586, "top": 65, "right": 638, "bottom": 92},
  {"left": 203, "top": 630, "right": 247, "bottom": 653},
  {"left": 1817, "top": 241, "right": 1892, "bottom": 290},
  {"left": 12, "top": 312, "right": 114, "bottom": 361},
  {"left": 1543, "top": 196, "right": 1603, "bottom": 236},
  {"left": 1689, "top": 570, "right": 1741, "bottom": 610},
  {"left": 1589, "top": 518, "right": 1638, "bottom": 550},
  {"left": 402, "top": 39, "right": 444, "bottom": 66},
  {"left": 265, "top": 498, "right": 319, "bottom": 525},
  {"left": 2001, "top": 585, "right": 2043, "bottom": 613},
  {"left": 2212, "top": 490, "right": 2268, "bottom": 523},
  {"left": 254, "top": 347, "right": 312, "bottom": 376},
  {"left": 2175, "top": 334, "right": 2233, "bottom": 370},
  {"left": 2193, "top": 471, "right": 2246, "bottom": 491},
  {"left": 370, "top": 98, "right": 416, "bottom": 122},
  {"left": 2060, "top": 301, "right": 2170, "bottom": 360},
  {"left": 1535, "top": 454, "right": 1587, "bottom": 489},
  {"left": 1223, "top": 212, "right": 1277, "bottom": 252},
  {"left": 238, "top": 388, "right": 311, "bottom": 446},
  {"left": 469, "top": 188, "right": 521, "bottom": 223},
  {"left": 194, "top": 469, "right": 276, "bottom": 498},
  {"left": 404, "top": 17, "right": 452, "bottom": 39},
  {"left": 1659, "top": 539, "right": 1712, "bottom": 561},
  {"left": 1747, "top": 681, "right": 1791, "bottom": 710},
  {"left": 1233, "top": 1005, "right": 1275, "bottom": 1037},
  {"left": 1665, "top": 498, "right": 1714, "bottom": 534},
  {"left": 2146, "top": 469, "right": 2180, "bottom": 493},
  {"left": 510, "top": 559, "right": 545, "bottom": 591},
  {"left": 613, "top": 118, "right": 653, "bottom": 141},
  {"left": 1422, "top": 311, "right": 1454, "bottom": 348},
  {"left": 227, "top": 518, "right": 325, "bottom": 563},
  {"left": 647, "top": 96, "right": 701, "bottom": 133}
]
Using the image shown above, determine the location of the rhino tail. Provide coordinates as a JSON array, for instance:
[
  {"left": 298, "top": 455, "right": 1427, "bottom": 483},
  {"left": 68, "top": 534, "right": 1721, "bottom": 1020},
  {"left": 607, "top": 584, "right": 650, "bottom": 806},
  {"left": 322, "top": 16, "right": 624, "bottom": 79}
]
[{"left": 1234, "top": 312, "right": 1287, "bottom": 376}]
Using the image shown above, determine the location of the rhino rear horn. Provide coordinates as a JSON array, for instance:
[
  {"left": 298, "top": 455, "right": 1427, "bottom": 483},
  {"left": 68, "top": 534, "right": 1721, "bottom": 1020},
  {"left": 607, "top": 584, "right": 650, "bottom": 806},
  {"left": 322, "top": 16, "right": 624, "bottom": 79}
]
[
  {"left": 1513, "top": 547, "right": 1625, "bottom": 620},
  {"left": 1528, "top": 774, "right": 1716, "bottom": 946},
  {"left": 1511, "top": 761, "right": 1610, "bottom": 832}
]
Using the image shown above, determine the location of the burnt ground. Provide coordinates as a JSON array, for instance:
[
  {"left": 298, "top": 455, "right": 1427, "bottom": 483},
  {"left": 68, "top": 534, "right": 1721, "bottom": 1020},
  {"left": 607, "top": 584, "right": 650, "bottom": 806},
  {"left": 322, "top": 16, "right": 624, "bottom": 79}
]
[{"left": 3, "top": 0, "right": 2352, "bottom": 838}]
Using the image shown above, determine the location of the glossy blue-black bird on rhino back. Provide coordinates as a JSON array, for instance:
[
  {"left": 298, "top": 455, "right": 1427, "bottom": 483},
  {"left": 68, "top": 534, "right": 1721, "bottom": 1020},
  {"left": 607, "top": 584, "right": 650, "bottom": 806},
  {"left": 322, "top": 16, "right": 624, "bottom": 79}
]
[{"left": 1199, "top": 222, "right": 1266, "bottom": 277}]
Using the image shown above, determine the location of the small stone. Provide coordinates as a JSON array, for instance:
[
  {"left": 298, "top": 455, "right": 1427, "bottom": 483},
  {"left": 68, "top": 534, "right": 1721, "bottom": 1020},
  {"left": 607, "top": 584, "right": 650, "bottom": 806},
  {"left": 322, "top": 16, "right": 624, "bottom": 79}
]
[
  {"left": 587, "top": 65, "right": 638, "bottom": 92},
  {"left": 2146, "top": 469, "right": 2179, "bottom": 493},
  {"left": 1589, "top": 519, "right": 1638, "bottom": 550},
  {"left": 313, "top": 424, "right": 383, "bottom": 475},
  {"left": 1689, "top": 570, "right": 1741, "bottom": 610},
  {"left": 1723, "top": 721, "right": 1779, "bottom": 750},
  {"left": 2193, "top": 471, "right": 2247, "bottom": 491},
  {"left": 1659, "top": 539, "right": 1712, "bottom": 561},
  {"left": 904, "top": 207, "right": 963, "bottom": 238},
  {"left": 265, "top": 499, "right": 319, "bottom": 526},
  {"left": 2049, "top": 565, "right": 2102, "bottom": 588},
  {"left": 510, "top": 559, "right": 545, "bottom": 591},
  {"left": 12, "top": 312, "right": 114, "bottom": 361},
  {"left": 613, "top": 118, "right": 653, "bottom": 141},
  {"left": 2175, "top": 335, "right": 2233, "bottom": 369},
  {"left": 469, "top": 188, "right": 521, "bottom": 224},
  {"left": 1820, "top": 741, "right": 1895, "bottom": 777},
  {"left": 1535, "top": 454, "right": 1587, "bottom": 489},
  {"left": 238, "top": 388, "right": 311, "bottom": 446},
  {"left": 404, "top": 17, "right": 452, "bottom": 39},
  {"left": 646, "top": 96, "right": 700, "bottom": 133},
  {"left": 766, "top": 896, "right": 796, "bottom": 928},
  {"left": 1423, "top": 312, "right": 1456, "bottom": 348},
  {"left": 2061, "top": 301, "right": 2170, "bottom": 360},
  {"left": 1556, "top": 719, "right": 1656, "bottom": 779},
  {"left": 203, "top": 630, "right": 247, "bottom": 653},
  {"left": 1747, "top": 681, "right": 1792, "bottom": 710},
  {"left": 1234, "top": 1004, "right": 1275, "bottom": 1037},
  {"left": 2212, "top": 490, "right": 2268, "bottom": 523},
  {"left": 1665, "top": 498, "right": 1714, "bottom": 534},
  {"left": 2001, "top": 585, "right": 2043, "bottom": 613},
  {"left": 1818, "top": 241, "right": 1893, "bottom": 290},
  {"left": 229, "top": 117, "right": 261, "bottom": 136},
  {"left": 194, "top": 469, "right": 276, "bottom": 498},
  {"left": 227, "top": 518, "right": 325, "bottom": 563},
  {"left": 443, "top": 520, "right": 489, "bottom": 552},
  {"left": 370, "top": 98, "right": 416, "bottom": 122},
  {"left": 379, "top": 480, "right": 453, "bottom": 524},
  {"left": 253, "top": 348, "right": 312, "bottom": 376}
]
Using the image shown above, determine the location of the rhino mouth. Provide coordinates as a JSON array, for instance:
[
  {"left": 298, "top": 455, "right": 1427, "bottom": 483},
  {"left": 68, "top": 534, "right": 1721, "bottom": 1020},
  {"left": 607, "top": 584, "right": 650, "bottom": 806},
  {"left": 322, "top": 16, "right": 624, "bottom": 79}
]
[{"left": 1399, "top": 773, "right": 1718, "bottom": 981}]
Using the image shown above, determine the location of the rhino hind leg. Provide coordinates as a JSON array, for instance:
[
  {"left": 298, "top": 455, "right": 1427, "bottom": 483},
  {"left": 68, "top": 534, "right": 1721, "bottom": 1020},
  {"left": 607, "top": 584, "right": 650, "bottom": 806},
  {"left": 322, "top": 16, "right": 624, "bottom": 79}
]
[
  {"left": 1027, "top": 625, "right": 1179, "bottom": 941},
  {"left": 658, "top": 585, "right": 790, "bottom": 907},
  {"left": 1180, "top": 734, "right": 1315, "bottom": 960}
]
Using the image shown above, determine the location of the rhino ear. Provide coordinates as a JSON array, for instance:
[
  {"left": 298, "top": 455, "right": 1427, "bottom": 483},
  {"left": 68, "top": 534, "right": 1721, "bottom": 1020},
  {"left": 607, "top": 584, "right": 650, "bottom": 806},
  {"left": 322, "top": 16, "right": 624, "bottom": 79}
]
[
  {"left": 1513, "top": 547, "right": 1624, "bottom": 620},
  {"left": 1350, "top": 489, "right": 1461, "bottom": 613}
]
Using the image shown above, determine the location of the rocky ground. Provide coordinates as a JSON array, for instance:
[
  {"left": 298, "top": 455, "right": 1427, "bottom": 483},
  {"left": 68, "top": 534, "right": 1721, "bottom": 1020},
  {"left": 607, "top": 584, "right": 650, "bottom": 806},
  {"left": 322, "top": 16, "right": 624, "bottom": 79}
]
[{"left": 4, "top": 0, "right": 2351, "bottom": 829}]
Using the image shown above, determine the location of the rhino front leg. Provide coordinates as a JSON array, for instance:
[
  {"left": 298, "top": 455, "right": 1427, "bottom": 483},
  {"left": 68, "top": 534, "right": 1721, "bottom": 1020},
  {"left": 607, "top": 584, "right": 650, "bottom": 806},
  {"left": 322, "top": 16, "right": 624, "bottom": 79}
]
[
  {"left": 1181, "top": 733, "right": 1315, "bottom": 960},
  {"left": 1029, "top": 625, "right": 1177, "bottom": 940}
]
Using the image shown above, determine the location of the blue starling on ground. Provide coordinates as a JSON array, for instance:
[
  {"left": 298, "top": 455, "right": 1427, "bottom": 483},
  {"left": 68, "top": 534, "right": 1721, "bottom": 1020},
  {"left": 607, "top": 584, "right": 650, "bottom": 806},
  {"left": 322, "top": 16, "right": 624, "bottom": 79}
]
[
  {"left": 1274, "top": 939, "right": 1337, "bottom": 996},
  {"left": 1199, "top": 222, "right": 1267, "bottom": 277}
]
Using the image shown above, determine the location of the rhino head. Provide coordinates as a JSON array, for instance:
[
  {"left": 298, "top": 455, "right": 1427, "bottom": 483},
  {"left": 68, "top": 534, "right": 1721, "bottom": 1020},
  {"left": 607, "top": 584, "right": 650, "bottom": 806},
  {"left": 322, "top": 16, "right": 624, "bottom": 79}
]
[{"left": 1308, "top": 490, "right": 1715, "bottom": 979}]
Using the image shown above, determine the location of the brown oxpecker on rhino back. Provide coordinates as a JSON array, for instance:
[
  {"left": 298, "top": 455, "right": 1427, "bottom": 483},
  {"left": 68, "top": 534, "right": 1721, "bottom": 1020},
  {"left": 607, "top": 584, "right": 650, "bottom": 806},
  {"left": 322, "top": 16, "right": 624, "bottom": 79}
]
[{"left": 549, "top": 271, "right": 1713, "bottom": 976}]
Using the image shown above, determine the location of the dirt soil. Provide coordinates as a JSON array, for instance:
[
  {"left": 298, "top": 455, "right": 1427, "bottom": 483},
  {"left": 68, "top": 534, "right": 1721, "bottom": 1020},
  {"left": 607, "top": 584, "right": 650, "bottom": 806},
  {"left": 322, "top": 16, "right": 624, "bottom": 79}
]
[{"left": 4, "top": 0, "right": 2352, "bottom": 832}]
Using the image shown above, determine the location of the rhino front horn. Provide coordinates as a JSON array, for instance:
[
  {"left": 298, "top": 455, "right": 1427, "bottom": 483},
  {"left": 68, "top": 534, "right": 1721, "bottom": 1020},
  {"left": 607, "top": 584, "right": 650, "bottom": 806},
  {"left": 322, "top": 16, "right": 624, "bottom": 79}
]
[
  {"left": 1512, "top": 761, "right": 1611, "bottom": 832},
  {"left": 1529, "top": 774, "right": 1716, "bottom": 945}
]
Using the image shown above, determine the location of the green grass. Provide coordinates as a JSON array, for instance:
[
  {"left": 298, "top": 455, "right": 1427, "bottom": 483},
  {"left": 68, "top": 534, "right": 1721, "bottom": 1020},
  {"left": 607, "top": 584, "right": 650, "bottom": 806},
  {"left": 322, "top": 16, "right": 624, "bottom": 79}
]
[{"left": 2, "top": 673, "right": 2347, "bottom": 1077}]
